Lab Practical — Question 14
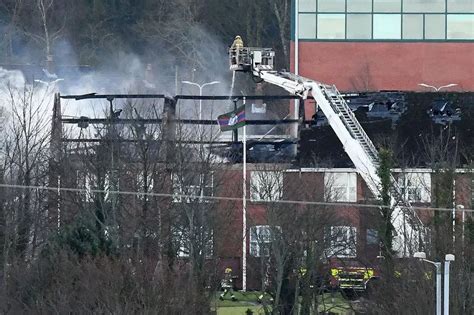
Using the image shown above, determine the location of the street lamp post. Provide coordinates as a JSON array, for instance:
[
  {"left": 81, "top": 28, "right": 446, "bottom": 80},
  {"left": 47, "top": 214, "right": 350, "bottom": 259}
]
[
  {"left": 444, "top": 254, "right": 455, "bottom": 315},
  {"left": 181, "top": 80, "right": 220, "bottom": 127},
  {"left": 415, "top": 252, "right": 456, "bottom": 315},
  {"left": 414, "top": 252, "right": 442, "bottom": 315},
  {"left": 418, "top": 83, "right": 458, "bottom": 92},
  {"left": 457, "top": 205, "right": 465, "bottom": 251}
]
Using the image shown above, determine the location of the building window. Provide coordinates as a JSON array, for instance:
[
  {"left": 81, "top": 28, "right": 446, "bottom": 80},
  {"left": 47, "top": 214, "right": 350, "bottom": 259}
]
[
  {"left": 373, "top": 0, "right": 401, "bottom": 13},
  {"left": 403, "top": 14, "right": 424, "bottom": 39},
  {"left": 77, "top": 170, "right": 95, "bottom": 202},
  {"left": 299, "top": 13, "right": 317, "bottom": 39},
  {"left": 373, "top": 14, "right": 401, "bottom": 39},
  {"left": 471, "top": 179, "right": 474, "bottom": 208},
  {"left": 318, "top": 0, "right": 345, "bottom": 13},
  {"left": 326, "top": 226, "right": 357, "bottom": 258},
  {"left": 347, "top": 14, "right": 372, "bottom": 39},
  {"left": 103, "top": 171, "right": 119, "bottom": 203},
  {"left": 317, "top": 14, "right": 346, "bottom": 39},
  {"left": 136, "top": 171, "right": 154, "bottom": 201},
  {"left": 172, "top": 173, "right": 214, "bottom": 203},
  {"left": 250, "top": 171, "right": 283, "bottom": 201},
  {"left": 404, "top": 0, "right": 445, "bottom": 13},
  {"left": 77, "top": 171, "right": 118, "bottom": 203},
  {"left": 250, "top": 225, "right": 281, "bottom": 257},
  {"left": 296, "top": 0, "right": 474, "bottom": 42},
  {"left": 367, "top": 229, "right": 379, "bottom": 245},
  {"left": 448, "top": 0, "right": 474, "bottom": 13},
  {"left": 299, "top": 0, "right": 316, "bottom": 12},
  {"left": 425, "top": 14, "right": 446, "bottom": 39},
  {"left": 324, "top": 172, "right": 357, "bottom": 202},
  {"left": 347, "top": 0, "right": 372, "bottom": 13},
  {"left": 173, "top": 226, "right": 213, "bottom": 258},
  {"left": 447, "top": 15, "right": 474, "bottom": 39},
  {"left": 397, "top": 172, "right": 431, "bottom": 203}
]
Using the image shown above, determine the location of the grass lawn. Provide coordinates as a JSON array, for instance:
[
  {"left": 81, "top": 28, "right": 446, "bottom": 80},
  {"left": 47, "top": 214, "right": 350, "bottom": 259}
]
[
  {"left": 213, "top": 291, "right": 351, "bottom": 315},
  {"left": 217, "top": 306, "right": 266, "bottom": 315},
  {"left": 317, "top": 292, "right": 352, "bottom": 314},
  {"left": 212, "top": 291, "right": 267, "bottom": 314}
]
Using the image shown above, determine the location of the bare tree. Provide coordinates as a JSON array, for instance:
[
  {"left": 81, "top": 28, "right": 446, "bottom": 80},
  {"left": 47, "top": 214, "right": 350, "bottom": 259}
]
[
  {"left": 23, "top": 0, "right": 65, "bottom": 68},
  {"left": 268, "top": 0, "right": 290, "bottom": 66},
  {"left": 248, "top": 165, "right": 339, "bottom": 314},
  {"left": 0, "top": 0, "right": 24, "bottom": 62}
]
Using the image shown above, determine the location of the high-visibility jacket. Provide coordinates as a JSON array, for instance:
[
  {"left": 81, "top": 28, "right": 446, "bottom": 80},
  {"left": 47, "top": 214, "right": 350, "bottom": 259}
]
[{"left": 231, "top": 37, "right": 244, "bottom": 49}]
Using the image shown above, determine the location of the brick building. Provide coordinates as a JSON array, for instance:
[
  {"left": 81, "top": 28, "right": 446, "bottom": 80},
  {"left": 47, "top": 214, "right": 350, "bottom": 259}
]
[
  {"left": 291, "top": 0, "right": 474, "bottom": 92},
  {"left": 48, "top": 89, "right": 474, "bottom": 291},
  {"left": 215, "top": 166, "right": 473, "bottom": 289}
]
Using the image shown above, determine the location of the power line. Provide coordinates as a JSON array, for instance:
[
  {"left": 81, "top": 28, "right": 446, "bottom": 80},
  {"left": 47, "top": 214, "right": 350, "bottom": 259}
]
[{"left": 1, "top": 183, "right": 473, "bottom": 213}]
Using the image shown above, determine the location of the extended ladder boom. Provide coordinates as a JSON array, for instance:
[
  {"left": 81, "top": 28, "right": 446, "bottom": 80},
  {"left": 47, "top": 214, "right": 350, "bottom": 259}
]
[{"left": 231, "top": 48, "right": 424, "bottom": 256}]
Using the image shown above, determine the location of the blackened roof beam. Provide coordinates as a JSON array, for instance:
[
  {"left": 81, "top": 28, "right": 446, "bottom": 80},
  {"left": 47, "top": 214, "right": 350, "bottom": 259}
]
[
  {"left": 60, "top": 94, "right": 301, "bottom": 101},
  {"left": 60, "top": 118, "right": 301, "bottom": 125}
]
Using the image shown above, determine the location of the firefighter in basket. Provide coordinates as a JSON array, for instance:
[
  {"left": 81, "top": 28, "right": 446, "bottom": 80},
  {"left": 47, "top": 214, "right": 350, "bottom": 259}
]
[
  {"left": 230, "top": 35, "right": 244, "bottom": 66},
  {"left": 219, "top": 267, "right": 237, "bottom": 301}
]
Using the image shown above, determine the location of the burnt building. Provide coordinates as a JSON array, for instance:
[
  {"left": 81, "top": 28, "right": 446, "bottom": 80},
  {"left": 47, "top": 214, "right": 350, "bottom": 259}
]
[{"left": 47, "top": 89, "right": 474, "bottom": 291}]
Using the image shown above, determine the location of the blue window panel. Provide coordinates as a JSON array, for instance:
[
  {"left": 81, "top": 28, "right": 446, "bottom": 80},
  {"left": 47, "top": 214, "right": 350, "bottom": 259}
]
[
  {"left": 347, "top": 14, "right": 372, "bottom": 39},
  {"left": 447, "top": 14, "right": 474, "bottom": 39},
  {"left": 374, "top": 0, "right": 401, "bottom": 13},
  {"left": 425, "top": 14, "right": 446, "bottom": 39},
  {"left": 448, "top": 0, "right": 474, "bottom": 13},
  {"left": 318, "top": 0, "right": 345, "bottom": 12},
  {"left": 404, "top": 0, "right": 445, "bottom": 13},
  {"left": 403, "top": 14, "right": 424, "bottom": 39},
  {"left": 299, "top": 0, "right": 316, "bottom": 12},
  {"left": 373, "top": 14, "right": 401, "bottom": 39},
  {"left": 317, "top": 14, "right": 346, "bottom": 39},
  {"left": 299, "top": 13, "right": 317, "bottom": 39},
  {"left": 347, "top": 0, "right": 372, "bottom": 12}
]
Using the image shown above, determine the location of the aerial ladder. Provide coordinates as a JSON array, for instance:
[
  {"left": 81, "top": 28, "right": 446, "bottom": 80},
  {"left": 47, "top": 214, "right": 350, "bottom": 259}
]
[{"left": 229, "top": 47, "right": 425, "bottom": 257}]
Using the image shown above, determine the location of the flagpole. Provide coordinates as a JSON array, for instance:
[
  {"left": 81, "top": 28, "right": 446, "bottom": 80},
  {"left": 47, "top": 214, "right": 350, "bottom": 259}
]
[{"left": 242, "top": 98, "right": 247, "bottom": 292}]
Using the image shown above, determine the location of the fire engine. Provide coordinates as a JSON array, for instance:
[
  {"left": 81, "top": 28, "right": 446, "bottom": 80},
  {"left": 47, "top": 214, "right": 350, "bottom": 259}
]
[{"left": 229, "top": 46, "right": 425, "bottom": 293}]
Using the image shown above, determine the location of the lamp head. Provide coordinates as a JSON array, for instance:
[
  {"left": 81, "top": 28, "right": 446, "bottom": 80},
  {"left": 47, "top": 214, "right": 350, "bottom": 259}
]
[
  {"left": 414, "top": 252, "right": 426, "bottom": 259},
  {"left": 445, "top": 254, "right": 455, "bottom": 261}
]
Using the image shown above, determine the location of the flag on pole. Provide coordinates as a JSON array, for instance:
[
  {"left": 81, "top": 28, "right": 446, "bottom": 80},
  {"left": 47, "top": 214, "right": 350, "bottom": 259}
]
[{"left": 217, "top": 105, "right": 245, "bottom": 131}]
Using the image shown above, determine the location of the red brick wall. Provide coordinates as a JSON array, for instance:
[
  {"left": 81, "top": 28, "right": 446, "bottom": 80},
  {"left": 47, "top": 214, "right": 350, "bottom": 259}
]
[{"left": 290, "top": 42, "right": 474, "bottom": 93}]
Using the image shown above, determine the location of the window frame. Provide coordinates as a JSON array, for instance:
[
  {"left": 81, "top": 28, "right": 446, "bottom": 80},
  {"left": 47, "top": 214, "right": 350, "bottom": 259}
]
[
  {"left": 136, "top": 170, "right": 155, "bottom": 201},
  {"left": 396, "top": 172, "right": 432, "bottom": 203},
  {"left": 250, "top": 171, "right": 283, "bottom": 202},
  {"left": 76, "top": 170, "right": 95, "bottom": 203},
  {"left": 326, "top": 226, "right": 358, "bottom": 258},
  {"left": 249, "top": 225, "right": 281, "bottom": 257},
  {"left": 317, "top": 13, "right": 346, "bottom": 39},
  {"left": 173, "top": 226, "right": 214, "bottom": 258},
  {"left": 447, "top": 14, "right": 474, "bottom": 39},
  {"left": 324, "top": 172, "right": 357, "bottom": 202},
  {"left": 366, "top": 228, "right": 379, "bottom": 245},
  {"left": 373, "top": 13, "right": 402, "bottom": 39},
  {"left": 295, "top": 1, "right": 474, "bottom": 42},
  {"left": 172, "top": 172, "right": 214, "bottom": 203}
]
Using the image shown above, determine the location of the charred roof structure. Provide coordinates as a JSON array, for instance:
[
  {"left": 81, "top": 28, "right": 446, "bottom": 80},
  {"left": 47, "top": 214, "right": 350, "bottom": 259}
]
[
  {"left": 299, "top": 92, "right": 474, "bottom": 168},
  {"left": 52, "top": 91, "right": 474, "bottom": 168}
]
